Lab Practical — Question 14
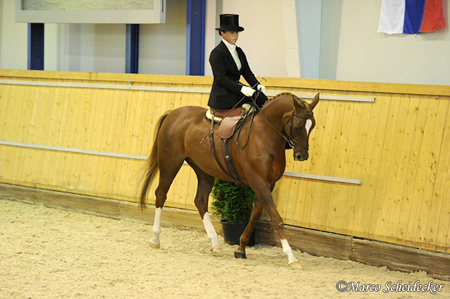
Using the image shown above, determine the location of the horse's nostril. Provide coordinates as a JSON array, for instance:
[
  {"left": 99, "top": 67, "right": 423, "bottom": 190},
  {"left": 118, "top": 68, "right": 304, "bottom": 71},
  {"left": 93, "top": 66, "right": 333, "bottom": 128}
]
[{"left": 294, "top": 152, "right": 308, "bottom": 161}]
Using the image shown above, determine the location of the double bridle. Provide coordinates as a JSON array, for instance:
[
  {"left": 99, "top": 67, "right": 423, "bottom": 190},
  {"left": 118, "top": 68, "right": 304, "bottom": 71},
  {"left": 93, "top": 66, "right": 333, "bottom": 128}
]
[
  {"left": 250, "top": 94, "right": 313, "bottom": 150},
  {"left": 284, "top": 110, "right": 314, "bottom": 150}
]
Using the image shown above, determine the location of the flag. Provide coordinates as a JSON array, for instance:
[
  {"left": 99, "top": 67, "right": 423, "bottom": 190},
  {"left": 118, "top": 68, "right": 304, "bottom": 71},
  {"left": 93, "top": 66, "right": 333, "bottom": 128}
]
[{"left": 378, "top": 0, "right": 446, "bottom": 34}]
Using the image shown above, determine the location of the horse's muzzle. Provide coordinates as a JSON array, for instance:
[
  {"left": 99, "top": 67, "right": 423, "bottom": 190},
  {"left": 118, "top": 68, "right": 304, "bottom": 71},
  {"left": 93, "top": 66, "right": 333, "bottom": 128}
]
[{"left": 294, "top": 151, "right": 309, "bottom": 161}]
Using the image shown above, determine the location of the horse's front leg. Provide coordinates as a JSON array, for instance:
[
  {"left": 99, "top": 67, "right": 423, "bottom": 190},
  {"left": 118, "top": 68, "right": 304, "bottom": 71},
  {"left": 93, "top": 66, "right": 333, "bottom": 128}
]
[
  {"left": 249, "top": 181, "right": 303, "bottom": 269},
  {"left": 234, "top": 196, "right": 263, "bottom": 259}
]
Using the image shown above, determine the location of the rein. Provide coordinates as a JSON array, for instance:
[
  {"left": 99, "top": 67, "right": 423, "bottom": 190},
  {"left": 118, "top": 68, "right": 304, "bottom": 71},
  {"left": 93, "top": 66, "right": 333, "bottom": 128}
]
[
  {"left": 250, "top": 96, "right": 313, "bottom": 150},
  {"left": 236, "top": 105, "right": 256, "bottom": 149}
]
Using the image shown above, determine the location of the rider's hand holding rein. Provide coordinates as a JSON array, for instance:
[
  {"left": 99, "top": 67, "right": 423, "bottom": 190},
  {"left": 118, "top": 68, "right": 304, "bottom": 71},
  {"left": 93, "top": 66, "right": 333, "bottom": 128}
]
[
  {"left": 257, "top": 84, "right": 266, "bottom": 94},
  {"left": 241, "top": 86, "right": 256, "bottom": 97}
]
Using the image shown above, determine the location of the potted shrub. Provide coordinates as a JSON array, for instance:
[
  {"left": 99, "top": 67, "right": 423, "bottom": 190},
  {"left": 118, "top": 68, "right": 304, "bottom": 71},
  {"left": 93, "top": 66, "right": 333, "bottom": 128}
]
[{"left": 210, "top": 179, "right": 256, "bottom": 246}]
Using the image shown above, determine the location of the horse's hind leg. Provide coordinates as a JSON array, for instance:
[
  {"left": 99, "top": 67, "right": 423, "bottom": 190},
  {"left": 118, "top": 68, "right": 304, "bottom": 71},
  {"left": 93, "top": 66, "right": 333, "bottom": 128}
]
[
  {"left": 149, "top": 158, "right": 184, "bottom": 249},
  {"left": 186, "top": 159, "right": 222, "bottom": 256}
]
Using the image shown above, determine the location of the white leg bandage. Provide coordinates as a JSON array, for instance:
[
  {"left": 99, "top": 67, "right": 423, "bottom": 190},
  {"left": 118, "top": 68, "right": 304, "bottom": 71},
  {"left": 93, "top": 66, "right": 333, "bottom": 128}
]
[
  {"left": 281, "top": 239, "right": 298, "bottom": 264},
  {"left": 202, "top": 212, "right": 220, "bottom": 248},
  {"left": 150, "top": 208, "right": 162, "bottom": 246}
]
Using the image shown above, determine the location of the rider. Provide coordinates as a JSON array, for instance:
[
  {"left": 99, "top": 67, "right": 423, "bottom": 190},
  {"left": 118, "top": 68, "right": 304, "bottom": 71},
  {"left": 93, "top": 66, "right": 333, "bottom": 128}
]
[{"left": 208, "top": 14, "right": 268, "bottom": 110}]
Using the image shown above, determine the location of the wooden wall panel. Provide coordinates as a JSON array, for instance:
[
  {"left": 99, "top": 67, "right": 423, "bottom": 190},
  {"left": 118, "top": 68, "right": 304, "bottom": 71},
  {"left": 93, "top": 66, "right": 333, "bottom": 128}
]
[{"left": 0, "top": 70, "right": 449, "bottom": 254}]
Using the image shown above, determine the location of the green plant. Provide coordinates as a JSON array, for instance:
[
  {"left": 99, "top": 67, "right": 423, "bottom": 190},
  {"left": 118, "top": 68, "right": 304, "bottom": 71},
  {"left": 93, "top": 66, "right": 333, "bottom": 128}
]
[{"left": 210, "top": 179, "right": 255, "bottom": 223}]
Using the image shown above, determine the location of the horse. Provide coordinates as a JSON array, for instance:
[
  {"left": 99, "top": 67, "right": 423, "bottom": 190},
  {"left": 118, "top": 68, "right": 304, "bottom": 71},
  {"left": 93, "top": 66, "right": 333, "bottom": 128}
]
[{"left": 139, "top": 92, "right": 319, "bottom": 268}]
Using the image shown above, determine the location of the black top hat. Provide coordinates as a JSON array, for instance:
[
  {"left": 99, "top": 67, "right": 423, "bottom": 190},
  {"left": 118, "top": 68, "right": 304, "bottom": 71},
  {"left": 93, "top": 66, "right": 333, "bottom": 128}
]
[{"left": 215, "top": 14, "right": 244, "bottom": 32}]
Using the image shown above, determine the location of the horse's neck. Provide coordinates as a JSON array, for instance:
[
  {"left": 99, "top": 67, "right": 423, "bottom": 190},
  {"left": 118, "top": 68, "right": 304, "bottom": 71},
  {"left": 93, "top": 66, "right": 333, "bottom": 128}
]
[{"left": 261, "top": 98, "right": 292, "bottom": 129}]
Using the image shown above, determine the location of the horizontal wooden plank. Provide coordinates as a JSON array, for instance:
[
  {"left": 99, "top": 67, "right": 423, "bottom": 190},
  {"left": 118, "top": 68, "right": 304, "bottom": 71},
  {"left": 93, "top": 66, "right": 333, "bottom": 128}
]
[
  {"left": 263, "top": 77, "right": 450, "bottom": 97},
  {"left": 1, "top": 183, "right": 448, "bottom": 281},
  {"left": 1, "top": 69, "right": 449, "bottom": 97},
  {"left": 257, "top": 220, "right": 353, "bottom": 261},
  {"left": 0, "top": 80, "right": 375, "bottom": 103},
  {"left": 0, "top": 183, "right": 120, "bottom": 219},
  {"left": 352, "top": 239, "right": 450, "bottom": 281},
  {"left": 0, "top": 69, "right": 213, "bottom": 86},
  {"left": 0, "top": 183, "right": 222, "bottom": 233}
]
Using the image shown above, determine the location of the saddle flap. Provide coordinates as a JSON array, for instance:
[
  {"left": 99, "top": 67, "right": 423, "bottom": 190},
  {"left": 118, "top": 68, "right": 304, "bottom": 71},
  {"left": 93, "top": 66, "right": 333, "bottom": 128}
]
[
  {"left": 218, "top": 116, "right": 242, "bottom": 139},
  {"left": 206, "top": 104, "right": 254, "bottom": 139}
]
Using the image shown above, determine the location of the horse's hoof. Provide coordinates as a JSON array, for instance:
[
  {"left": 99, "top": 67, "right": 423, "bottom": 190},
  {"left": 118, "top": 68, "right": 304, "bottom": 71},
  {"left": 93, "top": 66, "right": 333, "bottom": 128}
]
[
  {"left": 288, "top": 261, "right": 303, "bottom": 269},
  {"left": 149, "top": 242, "right": 160, "bottom": 249},
  {"left": 211, "top": 247, "right": 223, "bottom": 257},
  {"left": 234, "top": 251, "right": 247, "bottom": 259}
]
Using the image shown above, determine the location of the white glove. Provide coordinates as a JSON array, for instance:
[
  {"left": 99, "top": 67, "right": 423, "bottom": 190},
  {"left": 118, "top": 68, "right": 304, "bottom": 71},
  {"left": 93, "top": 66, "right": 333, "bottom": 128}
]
[
  {"left": 241, "top": 86, "right": 255, "bottom": 97},
  {"left": 257, "top": 84, "right": 266, "bottom": 94}
]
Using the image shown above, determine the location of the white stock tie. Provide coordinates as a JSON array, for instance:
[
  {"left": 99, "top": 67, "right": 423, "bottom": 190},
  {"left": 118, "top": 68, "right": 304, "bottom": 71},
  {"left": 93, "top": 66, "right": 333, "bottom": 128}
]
[{"left": 231, "top": 48, "right": 242, "bottom": 71}]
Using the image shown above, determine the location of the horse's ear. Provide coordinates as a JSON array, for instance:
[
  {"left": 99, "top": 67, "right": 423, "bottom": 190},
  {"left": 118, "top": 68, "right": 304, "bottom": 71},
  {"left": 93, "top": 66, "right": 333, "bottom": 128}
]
[
  {"left": 309, "top": 93, "right": 319, "bottom": 110},
  {"left": 293, "top": 97, "right": 304, "bottom": 113}
]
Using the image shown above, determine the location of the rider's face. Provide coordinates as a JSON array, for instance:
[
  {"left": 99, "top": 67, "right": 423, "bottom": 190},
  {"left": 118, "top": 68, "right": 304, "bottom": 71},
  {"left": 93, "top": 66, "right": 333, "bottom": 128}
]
[{"left": 221, "top": 31, "right": 239, "bottom": 44}]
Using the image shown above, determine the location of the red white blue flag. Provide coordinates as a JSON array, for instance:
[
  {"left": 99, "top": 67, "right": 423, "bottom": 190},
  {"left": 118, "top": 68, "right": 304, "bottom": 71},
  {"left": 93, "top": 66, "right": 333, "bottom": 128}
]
[{"left": 378, "top": 0, "right": 446, "bottom": 34}]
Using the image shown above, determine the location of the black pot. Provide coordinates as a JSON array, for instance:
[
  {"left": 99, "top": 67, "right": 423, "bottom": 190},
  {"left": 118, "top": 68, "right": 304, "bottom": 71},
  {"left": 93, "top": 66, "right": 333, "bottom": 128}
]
[{"left": 221, "top": 220, "right": 256, "bottom": 247}]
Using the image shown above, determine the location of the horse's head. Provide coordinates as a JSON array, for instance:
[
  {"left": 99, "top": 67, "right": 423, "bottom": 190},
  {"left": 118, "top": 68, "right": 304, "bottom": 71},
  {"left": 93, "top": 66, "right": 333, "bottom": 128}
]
[{"left": 284, "top": 93, "right": 319, "bottom": 161}]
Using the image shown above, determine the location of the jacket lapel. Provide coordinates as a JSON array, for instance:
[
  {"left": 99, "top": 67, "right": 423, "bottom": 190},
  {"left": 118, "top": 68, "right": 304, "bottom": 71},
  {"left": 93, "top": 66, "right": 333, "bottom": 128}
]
[{"left": 219, "top": 41, "right": 240, "bottom": 72}]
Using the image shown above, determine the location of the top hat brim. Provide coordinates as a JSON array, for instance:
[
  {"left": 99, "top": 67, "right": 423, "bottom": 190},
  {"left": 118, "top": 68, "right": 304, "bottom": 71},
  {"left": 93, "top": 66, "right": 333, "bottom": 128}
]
[{"left": 215, "top": 25, "right": 244, "bottom": 32}]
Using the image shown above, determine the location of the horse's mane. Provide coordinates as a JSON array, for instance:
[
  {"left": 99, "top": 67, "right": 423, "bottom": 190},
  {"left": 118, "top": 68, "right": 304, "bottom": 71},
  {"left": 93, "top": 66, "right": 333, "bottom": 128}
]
[{"left": 262, "top": 92, "right": 305, "bottom": 108}]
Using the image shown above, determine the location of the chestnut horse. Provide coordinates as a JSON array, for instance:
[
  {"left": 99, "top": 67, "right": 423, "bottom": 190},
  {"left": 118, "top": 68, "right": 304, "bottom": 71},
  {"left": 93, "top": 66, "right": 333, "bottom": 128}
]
[{"left": 139, "top": 92, "right": 319, "bottom": 268}]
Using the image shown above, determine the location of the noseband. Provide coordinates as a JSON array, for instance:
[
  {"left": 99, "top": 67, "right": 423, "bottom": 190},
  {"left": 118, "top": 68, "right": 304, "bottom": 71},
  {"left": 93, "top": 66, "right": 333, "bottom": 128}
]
[{"left": 284, "top": 111, "right": 313, "bottom": 150}]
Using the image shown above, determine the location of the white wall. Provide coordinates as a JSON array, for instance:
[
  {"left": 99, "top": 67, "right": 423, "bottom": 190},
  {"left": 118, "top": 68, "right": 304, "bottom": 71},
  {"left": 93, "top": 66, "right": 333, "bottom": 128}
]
[
  {"left": 296, "top": 0, "right": 322, "bottom": 79},
  {"left": 0, "top": 0, "right": 2, "bottom": 63},
  {"left": 139, "top": 0, "right": 186, "bottom": 75},
  {"left": 207, "top": 0, "right": 300, "bottom": 78},
  {"left": 319, "top": 0, "right": 342, "bottom": 81},
  {"left": 321, "top": 0, "right": 450, "bottom": 85},
  {"left": 1, "top": 0, "right": 450, "bottom": 85},
  {"left": 58, "top": 24, "right": 126, "bottom": 73},
  {"left": 52, "top": 0, "right": 186, "bottom": 74},
  {"left": 44, "top": 24, "right": 59, "bottom": 71},
  {"left": 0, "top": 0, "right": 28, "bottom": 70}
]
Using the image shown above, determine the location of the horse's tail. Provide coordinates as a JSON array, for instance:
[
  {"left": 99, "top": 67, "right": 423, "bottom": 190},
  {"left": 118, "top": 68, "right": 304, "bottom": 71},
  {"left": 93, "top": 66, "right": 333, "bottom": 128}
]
[{"left": 139, "top": 111, "right": 171, "bottom": 210}]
